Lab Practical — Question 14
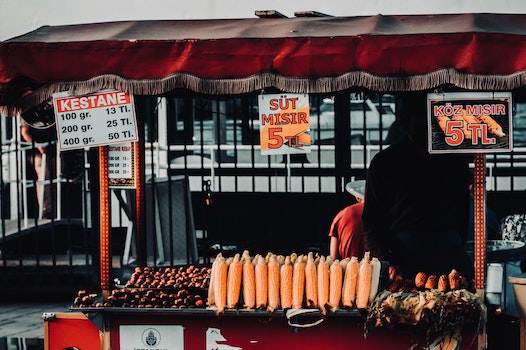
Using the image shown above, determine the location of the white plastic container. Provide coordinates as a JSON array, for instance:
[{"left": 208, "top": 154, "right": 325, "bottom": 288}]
[{"left": 486, "top": 263, "right": 504, "bottom": 305}]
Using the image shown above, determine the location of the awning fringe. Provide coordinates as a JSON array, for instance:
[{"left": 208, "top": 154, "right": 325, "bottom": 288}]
[{"left": 3, "top": 68, "right": 526, "bottom": 116}]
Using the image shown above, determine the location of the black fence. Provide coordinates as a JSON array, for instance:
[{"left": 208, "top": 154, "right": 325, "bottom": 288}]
[{"left": 1, "top": 90, "right": 526, "bottom": 297}]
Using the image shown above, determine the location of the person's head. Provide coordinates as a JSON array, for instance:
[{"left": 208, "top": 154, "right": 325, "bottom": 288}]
[
  {"left": 398, "top": 92, "right": 428, "bottom": 148},
  {"left": 345, "top": 180, "right": 365, "bottom": 203}
]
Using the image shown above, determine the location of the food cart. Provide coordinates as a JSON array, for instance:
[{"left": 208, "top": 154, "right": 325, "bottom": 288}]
[{"left": 2, "top": 12, "right": 526, "bottom": 350}]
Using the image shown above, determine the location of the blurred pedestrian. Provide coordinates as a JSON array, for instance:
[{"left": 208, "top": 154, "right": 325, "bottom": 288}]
[
  {"left": 20, "top": 101, "right": 58, "bottom": 219},
  {"left": 20, "top": 99, "right": 84, "bottom": 219}
]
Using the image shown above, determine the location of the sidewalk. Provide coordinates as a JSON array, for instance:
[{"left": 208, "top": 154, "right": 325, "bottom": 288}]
[{"left": 0, "top": 300, "right": 72, "bottom": 349}]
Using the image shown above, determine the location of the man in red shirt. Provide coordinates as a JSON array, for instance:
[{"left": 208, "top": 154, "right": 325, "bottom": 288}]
[{"left": 328, "top": 180, "right": 366, "bottom": 260}]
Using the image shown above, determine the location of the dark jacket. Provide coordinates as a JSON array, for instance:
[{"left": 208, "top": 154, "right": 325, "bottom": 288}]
[{"left": 362, "top": 135, "right": 472, "bottom": 278}]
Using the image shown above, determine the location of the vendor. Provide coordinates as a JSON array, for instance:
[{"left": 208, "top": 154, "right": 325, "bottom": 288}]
[
  {"left": 362, "top": 94, "right": 474, "bottom": 280},
  {"left": 328, "top": 180, "right": 366, "bottom": 260}
]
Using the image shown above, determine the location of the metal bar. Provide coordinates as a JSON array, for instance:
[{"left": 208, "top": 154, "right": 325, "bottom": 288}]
[
  {"left": 99, "top": 145, "right": 111, "bottom": 295},
  {"left": 135, "top": 139, "right": 146, "bottom": 265},
  {"left": 474, "top": 153, "right": 487, "bottom": 350}
]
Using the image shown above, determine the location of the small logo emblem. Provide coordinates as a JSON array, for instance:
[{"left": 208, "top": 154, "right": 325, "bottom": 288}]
[{"left": 142, "top": 328, "right": 161, "bottom": 347}]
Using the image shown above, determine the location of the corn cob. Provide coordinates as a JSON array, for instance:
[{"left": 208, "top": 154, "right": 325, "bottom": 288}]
[
  {"left": 305, "top": 252, "right": 318, "bottom": 308},
  {"left": 277, "top": 254, "right": 285, "bottom": 265},
  {"left": 207, "top": 252, "right": 223, "bottom": 307},
  {"left": 355, "top": 251, "right": 372, "bottom": 309},
  {"left": 326, "top": 255, "right": 334, "bottom": 266},
  {"left": 290, "top": 253, "right": 298, "bottom": 264},
  {"left": 415, "top": 272, "right": 427, "bottom": 289},
  {"left": 226, "top": 253, "right": 243, "bottom": 309},
  {"left": 329, "top": 259, "right": 343, "bottom": 312},
  {"left": 425, "top": 275, "right": 438, "bottom": 290},
  {"left": 317, "top": 256, "right": 330, "bottom": 314},
  {"left": 267, "top": 254, "right": 280, "bottom": 313},
  {"left": 340, "top": 257, "right": 350, "bottom": 271},
  {"left": 368, "top": 257, "right": 381, "bottom": 304},
  {"left": 213, "top": 256, "right": 228, "bottom": 314},
  {"left": 292, "top": 255, "right": 306, "bottom": 309},
  {"left": 476, "top": 114, "right": 506, "bottom": 137},
  {"left": 280, "top": 255, "right": 293, "bottom": 310},
  {"left": 342, "top": 256, "right": 359, "bottom": 308},
  {"left": 241, "top": 250, "right": 250, "bottom": 261},
  {"left": 438, "top": 274, "right": 449, "bottom": 292},
  {"left": 314, "top": 255, "right": 321, "bottom": 265},
  {"left": 448, "top": 269, "right": 460, "bottom": 290},
  {"left": 255, "top": 255, "right": 268, "bottom": 309},
  {"left": 436, "top": 115, "right": 449, "bottom": 133},
  {"left": 242, "top": 251, "right": 256, "bottom": 309}
]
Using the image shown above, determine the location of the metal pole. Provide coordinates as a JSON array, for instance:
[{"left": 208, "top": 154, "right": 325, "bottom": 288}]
[
  {"left": 286, "top": 153, "right": 291, "bottom": 191},
  {"left": 474, "top": 153, "right": 488, "bottom": 350},
  {"left": 99, "top": 146, "right": 111, "bottom": 298}
]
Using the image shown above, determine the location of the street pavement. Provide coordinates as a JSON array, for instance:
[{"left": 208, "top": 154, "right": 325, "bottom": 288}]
[{"left": 0, "top": 300, "right": 72, "bottom": 349}]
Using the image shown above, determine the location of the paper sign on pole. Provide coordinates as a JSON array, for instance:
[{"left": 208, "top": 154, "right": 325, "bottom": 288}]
[
  {"left": 257, "top": 93, "right": 311, "bottom": 155},
  {"left": 427, "top": 92, "right": 512, "bottom": 153},
  {"left": 108, "top": 142, "right": 136, "bottom": 188},
  {"left": 53, "top": 89, "right": 138, "bottom": 151}
]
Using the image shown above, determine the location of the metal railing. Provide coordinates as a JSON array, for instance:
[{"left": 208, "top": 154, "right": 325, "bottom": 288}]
[
  {"left": 148, "top": 142, "right": 526, "bottom": 193},
  {"left": 1, "top": 93, "right": 526, "bottom": 293}
]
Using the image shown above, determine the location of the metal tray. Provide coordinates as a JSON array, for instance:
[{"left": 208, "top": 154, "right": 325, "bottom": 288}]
[{"left": 466, "top": 240, "right": 526, "bottom": 263}]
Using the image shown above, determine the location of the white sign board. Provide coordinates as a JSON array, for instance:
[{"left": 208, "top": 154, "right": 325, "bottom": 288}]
[
  {"left": 120, "top": 325, "right": 184, "bottom": 350},
  {"left": 53, "top": 89, "right": 138, "bottom": 150},
  {"left": 257, "top": 93, "right": 311, "bottom": 155}
]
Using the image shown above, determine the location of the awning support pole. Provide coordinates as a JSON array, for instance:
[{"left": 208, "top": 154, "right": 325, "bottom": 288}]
[
  {"left": 99, "top": 146, "right": 111, "bottom": 298},
  {"left": 474, "top": 153, "right": 487, "bottom": 350}
]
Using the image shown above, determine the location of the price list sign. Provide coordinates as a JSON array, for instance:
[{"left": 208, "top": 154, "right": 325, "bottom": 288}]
[
  {"left": 53, "top": 89, "right": 138, "bottom": 150},
  {"left": 109, "top": 142, "right": 136, "bottom": 188}
]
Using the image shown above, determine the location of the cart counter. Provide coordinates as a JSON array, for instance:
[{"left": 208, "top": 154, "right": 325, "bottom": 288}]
[{"left": 48, "top": 308, "right": 480, "bottom": 350}]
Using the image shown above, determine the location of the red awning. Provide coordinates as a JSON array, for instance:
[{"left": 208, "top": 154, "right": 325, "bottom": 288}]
[{"left": 2, "top": 13, "right": 526, "bottom": 113}]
